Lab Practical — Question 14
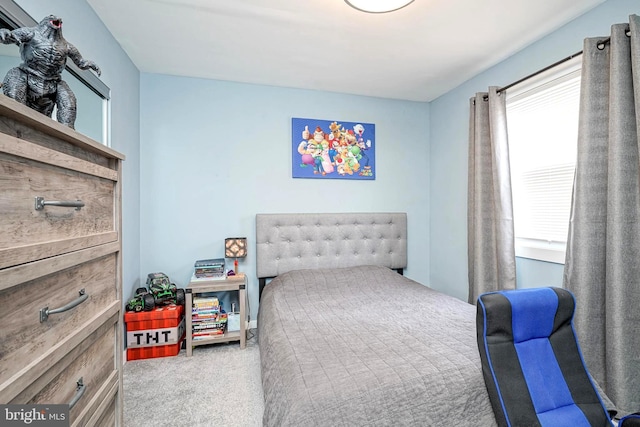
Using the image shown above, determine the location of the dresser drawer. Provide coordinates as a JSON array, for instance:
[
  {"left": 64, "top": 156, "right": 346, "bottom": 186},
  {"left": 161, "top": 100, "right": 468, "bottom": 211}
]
[
  {"left": 0, "top": 135, "right": 119, "bottom": 270},
  {"left": 82, "top": 388, "right": 118, "bottom": 427},
  {"left": 32, "top": 323, "right": 115, "bottom": 414},
  {"left": 0, "top": 252, "right": 118, "bottom": 393},
  {"left": 9, "top": 313, "right": 118, "bottom": 425}
]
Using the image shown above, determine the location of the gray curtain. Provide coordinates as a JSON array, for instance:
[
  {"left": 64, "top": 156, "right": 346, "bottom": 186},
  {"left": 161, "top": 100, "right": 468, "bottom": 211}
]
[
  {"left": 563, "top": 14, "right": 640, "bottom": 414},
  {"left": 468, "top": 87, "right": 516, "bottom": 304}
]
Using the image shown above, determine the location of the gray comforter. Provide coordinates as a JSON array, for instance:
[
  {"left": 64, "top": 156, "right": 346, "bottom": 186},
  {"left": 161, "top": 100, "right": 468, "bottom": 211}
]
[{"left": 258, "top": 265, "right": 498, "bottom": 426}]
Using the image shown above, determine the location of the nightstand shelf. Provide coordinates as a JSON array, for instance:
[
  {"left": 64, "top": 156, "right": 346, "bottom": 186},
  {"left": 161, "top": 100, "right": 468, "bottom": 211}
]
[{"left": 185, "top": 274, "right": 247, "bottom": 356}]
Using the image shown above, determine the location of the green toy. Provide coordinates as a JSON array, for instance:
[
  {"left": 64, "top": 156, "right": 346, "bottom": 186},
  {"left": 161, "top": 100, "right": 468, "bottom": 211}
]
[
  {"left": 145, "top": 272, "right": 185, "bottom": 307},
  {"left": 125, "top": 287, "right": 155, "bottom": 312},
  {"left": 125, "top": 272, "right": 185, "bottom": 312}
]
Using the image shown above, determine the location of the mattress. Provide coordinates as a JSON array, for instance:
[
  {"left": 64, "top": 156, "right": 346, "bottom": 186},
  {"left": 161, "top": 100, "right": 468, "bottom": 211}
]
[{"left": 258, "top": 265, "right": 498, "bottom": 426}]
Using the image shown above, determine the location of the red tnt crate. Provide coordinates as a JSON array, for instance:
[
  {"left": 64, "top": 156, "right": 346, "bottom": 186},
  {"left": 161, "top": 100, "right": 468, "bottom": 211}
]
[{"left": 125, "top": 304, "right": 186, "bottom": 361}]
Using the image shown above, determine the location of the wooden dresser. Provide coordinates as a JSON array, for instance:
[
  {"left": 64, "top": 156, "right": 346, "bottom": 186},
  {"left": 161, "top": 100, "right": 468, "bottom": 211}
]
[{"left": 0, "top": 95, "right": 125, "bottom": 425}]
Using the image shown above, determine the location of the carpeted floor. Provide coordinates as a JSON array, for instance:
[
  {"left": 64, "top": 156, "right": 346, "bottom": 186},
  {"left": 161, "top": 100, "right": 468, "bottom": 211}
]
[{"left": 123, "top": 330, "right": 263, "bottom": 426}]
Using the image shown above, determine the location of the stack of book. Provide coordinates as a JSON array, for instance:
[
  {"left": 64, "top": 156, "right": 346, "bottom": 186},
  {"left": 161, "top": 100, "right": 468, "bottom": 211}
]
[
  {"left": 193, "top": 258, "right": 225, "bottom": 279},
  {"left": 191, "top": 296, "right": 228, "bottom": 340}
]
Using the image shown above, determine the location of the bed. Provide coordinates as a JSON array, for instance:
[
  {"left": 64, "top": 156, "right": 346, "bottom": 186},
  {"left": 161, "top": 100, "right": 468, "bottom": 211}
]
[{"left": 256, "top": 212, "right": 497, "bottom": 426}]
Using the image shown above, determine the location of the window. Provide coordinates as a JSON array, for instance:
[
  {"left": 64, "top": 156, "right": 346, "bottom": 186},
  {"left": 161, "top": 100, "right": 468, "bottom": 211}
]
[{"left": 506, "top": 56, "right": 582, "bottom": 264}]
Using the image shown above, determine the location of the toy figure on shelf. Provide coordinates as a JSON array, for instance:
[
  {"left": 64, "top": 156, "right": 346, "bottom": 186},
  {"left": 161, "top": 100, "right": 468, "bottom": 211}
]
[{"left": 0, "top": 15, "right": 101, "bottom": 129}]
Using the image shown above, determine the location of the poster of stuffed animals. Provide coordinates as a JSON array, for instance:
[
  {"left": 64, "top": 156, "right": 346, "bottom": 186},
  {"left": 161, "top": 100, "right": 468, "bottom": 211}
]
[{"left": 292, "top": 117, "right": 375, "bottom": 180}]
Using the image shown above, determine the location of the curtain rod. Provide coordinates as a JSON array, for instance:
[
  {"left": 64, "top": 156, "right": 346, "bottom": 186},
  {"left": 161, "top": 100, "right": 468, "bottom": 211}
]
[
  {"left": 496, "top": 50, "right": 583, "bottom": 94},
  {"left": 495, "top": 35, "right": 615, "bottom": 94}
]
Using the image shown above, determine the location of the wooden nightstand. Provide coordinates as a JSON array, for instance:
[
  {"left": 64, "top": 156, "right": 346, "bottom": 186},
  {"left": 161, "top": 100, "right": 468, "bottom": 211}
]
[{"left": 185, "top": 274, "right": 247, "bottom": 356}]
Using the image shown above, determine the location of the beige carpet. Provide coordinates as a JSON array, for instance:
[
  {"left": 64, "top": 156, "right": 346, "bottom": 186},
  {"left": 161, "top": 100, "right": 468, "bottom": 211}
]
[{"left": 123, "top": 331, "right": 263, "bottom": 426}]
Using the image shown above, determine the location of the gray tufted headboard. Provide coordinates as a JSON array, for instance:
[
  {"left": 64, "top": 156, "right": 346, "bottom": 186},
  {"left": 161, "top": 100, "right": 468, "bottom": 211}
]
[{"left": 256, "top": 212, "right": 407, "bottom": 296}]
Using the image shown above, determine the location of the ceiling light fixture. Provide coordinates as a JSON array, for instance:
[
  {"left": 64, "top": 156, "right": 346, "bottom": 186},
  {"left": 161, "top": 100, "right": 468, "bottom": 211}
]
[{"left": 345, "top": 0, "right": 415, "bottom": 13}]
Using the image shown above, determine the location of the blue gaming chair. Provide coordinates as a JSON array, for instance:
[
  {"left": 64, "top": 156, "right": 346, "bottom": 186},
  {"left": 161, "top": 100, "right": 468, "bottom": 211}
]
[
  {"left": 476, "top": 287, "right": 613, "bottom": 427},
  {"left": 620, "top": 414, "right": 640, "bottom": 426}
]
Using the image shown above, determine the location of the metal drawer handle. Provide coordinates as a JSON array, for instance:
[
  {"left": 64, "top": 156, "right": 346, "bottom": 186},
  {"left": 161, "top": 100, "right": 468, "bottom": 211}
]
[
  {"left": 69, "top": 377, "right": 85, "bottom": 409},
  {"left": 35, "top": 196, "right": 85, "bottom": 211},
  {"left": 40, "top": 289, "right": 88, "bottom": 323}
]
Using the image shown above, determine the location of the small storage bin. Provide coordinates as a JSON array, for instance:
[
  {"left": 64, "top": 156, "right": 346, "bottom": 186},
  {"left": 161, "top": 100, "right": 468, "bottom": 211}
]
[{"left": 125, "top": 304, "right": 185, "bottom": 360}]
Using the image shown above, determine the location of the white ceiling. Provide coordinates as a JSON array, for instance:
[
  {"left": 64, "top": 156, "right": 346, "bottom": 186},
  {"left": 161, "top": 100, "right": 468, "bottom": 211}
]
[{"left": 86, "top": 0, "right": 604, "bottom": 102}]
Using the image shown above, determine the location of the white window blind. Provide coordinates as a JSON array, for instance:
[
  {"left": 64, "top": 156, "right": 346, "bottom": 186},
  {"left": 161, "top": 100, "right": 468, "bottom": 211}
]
[
  {"left": 506, "top": 59, "right": 581, "bottom": 263},
  {"left": 516, "top": 162, "right": 575, "bottom": 242}
]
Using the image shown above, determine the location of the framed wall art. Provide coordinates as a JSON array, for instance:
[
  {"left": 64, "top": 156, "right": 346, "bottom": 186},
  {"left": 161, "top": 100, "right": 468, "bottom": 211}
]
[{"left": 292, "top": 117, "right": 375, "bottom": 180}]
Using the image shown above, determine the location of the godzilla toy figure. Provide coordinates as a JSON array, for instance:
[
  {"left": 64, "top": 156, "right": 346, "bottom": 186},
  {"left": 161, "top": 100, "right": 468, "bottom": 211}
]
[{"left": 0, "top": 15, "right": 101, "bottom": 128}]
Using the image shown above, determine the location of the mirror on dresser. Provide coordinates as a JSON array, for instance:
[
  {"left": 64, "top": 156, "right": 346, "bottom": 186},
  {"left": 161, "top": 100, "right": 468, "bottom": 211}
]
[{"left": 0, "top": 1, "right": 110, "bottom": 145}]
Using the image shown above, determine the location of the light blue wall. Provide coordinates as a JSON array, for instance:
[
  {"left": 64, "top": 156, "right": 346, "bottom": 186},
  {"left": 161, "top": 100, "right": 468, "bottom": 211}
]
[
  {"left": 429, "top": 0, "right": 639, "bottom": 301},
  {"left": 15, "top": 0, "right": 142, "bottom": 303},
  {"left": 140, "top": 74, "right": 430, "bottom": 320}
]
